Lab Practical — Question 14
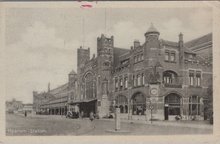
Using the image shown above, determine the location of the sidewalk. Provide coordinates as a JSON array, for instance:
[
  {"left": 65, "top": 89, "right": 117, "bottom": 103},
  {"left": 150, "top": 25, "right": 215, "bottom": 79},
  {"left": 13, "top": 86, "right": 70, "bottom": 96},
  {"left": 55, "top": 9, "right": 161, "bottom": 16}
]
[{"left": 99, "top": 118, "right": 213, "bottom": 130}]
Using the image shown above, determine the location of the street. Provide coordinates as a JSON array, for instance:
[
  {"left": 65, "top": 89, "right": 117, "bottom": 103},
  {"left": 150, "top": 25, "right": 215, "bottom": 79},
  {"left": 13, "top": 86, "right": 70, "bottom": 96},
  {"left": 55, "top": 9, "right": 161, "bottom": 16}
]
[{"left": 6, "top": 114, "right": 213, "bottom": 136}]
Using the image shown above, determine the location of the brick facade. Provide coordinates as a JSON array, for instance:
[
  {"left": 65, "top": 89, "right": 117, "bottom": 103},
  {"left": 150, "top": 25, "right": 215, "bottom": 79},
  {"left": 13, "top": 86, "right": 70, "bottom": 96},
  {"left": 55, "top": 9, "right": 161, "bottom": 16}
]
[{"left": 33, "top": 24, "right": 212, "bottom": 120}]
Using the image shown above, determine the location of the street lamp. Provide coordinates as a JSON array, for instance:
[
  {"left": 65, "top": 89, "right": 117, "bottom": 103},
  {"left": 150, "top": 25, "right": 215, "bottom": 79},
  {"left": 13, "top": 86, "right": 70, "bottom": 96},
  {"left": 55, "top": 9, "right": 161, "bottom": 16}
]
[{"left": 149, "top": 102, "right": 153, "bottom": 124}]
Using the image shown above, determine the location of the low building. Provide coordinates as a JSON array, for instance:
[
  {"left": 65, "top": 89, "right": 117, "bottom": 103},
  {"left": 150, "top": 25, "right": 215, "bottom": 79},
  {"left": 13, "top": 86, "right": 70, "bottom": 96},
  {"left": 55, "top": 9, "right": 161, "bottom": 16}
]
[
  {"left": 6, "top": 99, "right": 23, "bottom": 113},
  {"left": 22, "top": 103, "right": 33, "bottom": 113}
]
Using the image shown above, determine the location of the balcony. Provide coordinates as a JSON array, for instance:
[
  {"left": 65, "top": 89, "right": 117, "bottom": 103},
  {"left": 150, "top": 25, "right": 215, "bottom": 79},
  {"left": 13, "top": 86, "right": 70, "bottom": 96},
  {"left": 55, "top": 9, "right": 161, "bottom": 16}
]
[{"left": 164, "top": 83, "right": 182, "bottom": 88}]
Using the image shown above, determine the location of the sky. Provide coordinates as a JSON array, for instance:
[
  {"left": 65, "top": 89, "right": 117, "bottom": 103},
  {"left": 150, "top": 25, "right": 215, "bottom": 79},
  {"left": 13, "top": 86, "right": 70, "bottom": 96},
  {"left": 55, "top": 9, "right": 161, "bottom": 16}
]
[{"left": 5, "top": 7, "right": 212, "bottom": 103}]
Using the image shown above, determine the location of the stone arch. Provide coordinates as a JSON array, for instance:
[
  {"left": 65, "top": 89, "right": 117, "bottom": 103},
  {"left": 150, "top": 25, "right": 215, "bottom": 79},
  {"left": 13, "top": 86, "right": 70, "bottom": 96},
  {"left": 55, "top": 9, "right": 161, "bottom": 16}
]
[
  {"left": 164, "top": 92, "right": 182, "bottom": 120},
  {"left": 131, "top": 91, "right": 149, "bottom": 115},
  {"left": 163, "top": 70, "right": 179, "bottom": 84}
]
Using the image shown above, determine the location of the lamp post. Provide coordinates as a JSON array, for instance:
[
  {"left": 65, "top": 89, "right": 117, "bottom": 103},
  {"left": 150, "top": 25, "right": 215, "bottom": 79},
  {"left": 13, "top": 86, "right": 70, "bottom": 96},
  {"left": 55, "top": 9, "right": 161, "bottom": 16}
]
[{"left": 149, "top": 102, "right": 153, "bottom": 124}]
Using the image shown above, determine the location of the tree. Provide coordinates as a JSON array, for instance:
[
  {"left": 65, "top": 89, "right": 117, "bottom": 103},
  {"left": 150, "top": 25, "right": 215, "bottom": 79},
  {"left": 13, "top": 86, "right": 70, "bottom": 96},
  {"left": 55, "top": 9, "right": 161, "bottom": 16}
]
[{"left": 203, "top": 84, "right": 213, "bottom": 120}]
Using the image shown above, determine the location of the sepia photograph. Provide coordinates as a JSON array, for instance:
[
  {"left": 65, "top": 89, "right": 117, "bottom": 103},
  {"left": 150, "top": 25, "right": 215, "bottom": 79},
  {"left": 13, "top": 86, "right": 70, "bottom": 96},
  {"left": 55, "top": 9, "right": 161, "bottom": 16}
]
[{"left": 3, "top": 2, "right": 215, "bottom": 137}]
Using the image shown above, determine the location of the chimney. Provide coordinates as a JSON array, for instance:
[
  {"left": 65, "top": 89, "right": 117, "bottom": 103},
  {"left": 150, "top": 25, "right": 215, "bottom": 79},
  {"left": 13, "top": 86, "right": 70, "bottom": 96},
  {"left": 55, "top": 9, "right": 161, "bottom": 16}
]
[
  {"left": 179, "top": 32, "right": 183, "bottom": 48},
  {"left": 134, "top": 40, "right": 140, "bottom": 49},
  {"left": 48, "top": 83, "right": 50, "bottom": 92}
]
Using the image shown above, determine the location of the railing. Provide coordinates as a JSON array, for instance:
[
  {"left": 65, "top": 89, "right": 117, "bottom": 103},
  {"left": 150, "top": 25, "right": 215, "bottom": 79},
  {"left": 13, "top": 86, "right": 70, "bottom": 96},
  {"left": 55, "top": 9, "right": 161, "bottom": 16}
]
[{"left": 164, "top": 83, "right": 182, "bottom": 88}]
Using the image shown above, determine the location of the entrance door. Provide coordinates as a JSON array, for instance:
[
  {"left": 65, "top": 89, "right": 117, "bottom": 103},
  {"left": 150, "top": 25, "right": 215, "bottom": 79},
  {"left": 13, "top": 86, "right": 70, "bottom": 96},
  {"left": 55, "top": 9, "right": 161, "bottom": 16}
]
[
  {"left": 164, "top": 93, "right": 181, "bottom": 120},
  {"left": 164, "top": 106, "right": 169, "bottom": 120}
]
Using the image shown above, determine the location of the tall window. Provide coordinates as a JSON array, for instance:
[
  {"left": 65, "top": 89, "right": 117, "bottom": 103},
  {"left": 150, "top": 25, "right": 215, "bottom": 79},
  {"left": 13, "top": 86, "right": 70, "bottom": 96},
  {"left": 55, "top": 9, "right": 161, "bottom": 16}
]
[
  {"left": 141, "top": 54, "right": 144, "bottom": 60},
  {"left": 142, "top": 73, "right": 145, "bottom": 85},
  {"left": 189, "top": 70, "right": 194, "bottom": 86},
  {"left": 124, "top": 77, "right": 128, "bottom": 89},
  {"left": 196, "top": 71, "right": 201, "bottom": 86},
  {"left": 189, "top": 95, "right": 200, "bottom": 115},
  {"left": 85, "top": 73, "right": 95, "bottom": 99},
  {"left": 115, "top": 78, "right": 118, "bottom": 91},
  {"left": 134, "top": 56, "right": 137, "bottom": 63},
  {"left": 170, "top": 53, "right": 175, "bottom": 62},
  {"left": 137, "top": 75, "right": 141, "bottom": 86},
  {"left": 165, "top": 51, "right": 169, "bottom": 61},
  {"left": 133, "top": 75, "right": 136, "bottom": 87},
  {"left": 120, "top": 78, "right": 123, "bottom": 90}
]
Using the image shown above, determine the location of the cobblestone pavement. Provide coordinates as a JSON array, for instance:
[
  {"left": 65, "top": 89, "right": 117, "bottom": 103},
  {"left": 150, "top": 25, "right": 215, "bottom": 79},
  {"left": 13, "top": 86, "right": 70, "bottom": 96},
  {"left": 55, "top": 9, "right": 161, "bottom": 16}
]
[{"left": 6, "top": 114, "right": 213, "bottom": 136}]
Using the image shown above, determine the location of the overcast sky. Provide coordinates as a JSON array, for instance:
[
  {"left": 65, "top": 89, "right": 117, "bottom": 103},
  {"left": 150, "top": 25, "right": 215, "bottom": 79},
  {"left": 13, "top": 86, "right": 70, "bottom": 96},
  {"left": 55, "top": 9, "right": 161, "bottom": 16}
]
[{"left": 5, "top": 7, "right": 212, "bottom": 103}]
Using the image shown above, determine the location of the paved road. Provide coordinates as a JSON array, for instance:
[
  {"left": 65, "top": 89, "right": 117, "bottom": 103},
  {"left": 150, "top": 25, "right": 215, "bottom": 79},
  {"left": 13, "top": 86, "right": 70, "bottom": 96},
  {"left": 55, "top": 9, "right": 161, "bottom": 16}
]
[{"left": 6, "top": 114, "right": 212, "bottom": 136}]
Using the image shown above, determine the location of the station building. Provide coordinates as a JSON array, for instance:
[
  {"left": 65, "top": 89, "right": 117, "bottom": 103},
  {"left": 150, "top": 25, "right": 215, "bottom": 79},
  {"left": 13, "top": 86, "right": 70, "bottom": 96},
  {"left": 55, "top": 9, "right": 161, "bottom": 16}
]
[{"left": 33, "top": 24, "right": 212, "bottom": 120}]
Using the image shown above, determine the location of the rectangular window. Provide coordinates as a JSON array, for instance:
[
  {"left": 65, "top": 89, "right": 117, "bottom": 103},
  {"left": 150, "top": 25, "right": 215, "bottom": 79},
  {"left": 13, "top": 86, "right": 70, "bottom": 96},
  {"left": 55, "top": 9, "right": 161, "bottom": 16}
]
[
  {"left": 133, "top": 75, "right": 136, "bottom": 87},
  {"left": 170, "top": 53, "right": 175, "bottom": 62},
  {"left": 196, "top": 71, "right": 201, "bottom": 86},
  {"left": 142, "top": 73, "right": 145, "bottom": 85},
  {"left": 141, "top": 54, "right": 144, "bottom": 60},
  {"left": 120, "top": 78, "right": 123, "bottom": 89},
  {"left": 189, "top": 70, "right": 194, "bottom": 86},
  {"left": 137, "top": 75, "right": 141, "bottom": 86},
  {"left": 134, "top": 56, "right": 137, "bottom": 63},
  {"left": 124, "top": 77, "right": 128, "bottom": 89},
  {"left": 165, "top": 51, "right": 169, "bottom": 61},
  {"left": 115, "top": 78, "right": 118, "bottom": 91}
]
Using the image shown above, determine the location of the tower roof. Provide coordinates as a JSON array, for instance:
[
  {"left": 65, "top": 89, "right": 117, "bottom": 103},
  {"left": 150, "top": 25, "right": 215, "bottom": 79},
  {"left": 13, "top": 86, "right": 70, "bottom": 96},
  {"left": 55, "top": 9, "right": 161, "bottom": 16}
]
[
  {"left": 145, "top": 23, "right": 160, "bottom": 35},
  {"left": 69, "top": 70, "right": 77, "bottom": 75}
]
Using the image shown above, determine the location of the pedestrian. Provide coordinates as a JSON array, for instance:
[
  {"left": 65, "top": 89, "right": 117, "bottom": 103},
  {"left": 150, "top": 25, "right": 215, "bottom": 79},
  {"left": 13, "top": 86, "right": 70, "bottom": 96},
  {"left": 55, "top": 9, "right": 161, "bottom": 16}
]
[
  {"left": 81, "top": 111, "right": 84, "bottom": 119},
  {"left": 89, "top": 111, "right": 94, "bottom": 121},
  {"left": 24, "top": 111, "right": 27, "bottom": 117}
]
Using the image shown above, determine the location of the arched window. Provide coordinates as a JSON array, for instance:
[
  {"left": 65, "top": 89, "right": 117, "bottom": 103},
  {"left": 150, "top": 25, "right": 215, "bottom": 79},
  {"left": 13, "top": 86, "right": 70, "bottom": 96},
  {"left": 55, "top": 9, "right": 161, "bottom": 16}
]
[
  {"left": 189, "top": 95, "right": 200, "bottom": 115},
  {"left": 163, "top": 70, "right": 178, "bottom": 84},
  {"left": 85, "top": 72, "right": 96, "bottom": 99}
]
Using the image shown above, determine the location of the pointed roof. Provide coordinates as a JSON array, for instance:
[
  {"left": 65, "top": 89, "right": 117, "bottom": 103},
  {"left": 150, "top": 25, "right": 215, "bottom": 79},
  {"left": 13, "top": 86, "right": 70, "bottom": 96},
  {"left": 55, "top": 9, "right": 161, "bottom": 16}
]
[
  {"left": 69, "top": 70, "right": 77, "bottom": 75},
  {"left": 145, "top": 23, "right": 160, "bottom": 35}
]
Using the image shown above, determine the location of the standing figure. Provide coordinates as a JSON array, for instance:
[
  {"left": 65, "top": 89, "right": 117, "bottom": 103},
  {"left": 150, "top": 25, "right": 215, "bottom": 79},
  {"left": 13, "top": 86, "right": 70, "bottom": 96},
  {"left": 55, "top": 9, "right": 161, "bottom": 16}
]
[
  {"left": 24, "top": 111, "right": 27, "bottom": 117},
  {"left": 89, "top": 111, "right": 94, "bottom": 121},
  {"left": 81, "top": 111, "right": 84, "bottom": 119}
]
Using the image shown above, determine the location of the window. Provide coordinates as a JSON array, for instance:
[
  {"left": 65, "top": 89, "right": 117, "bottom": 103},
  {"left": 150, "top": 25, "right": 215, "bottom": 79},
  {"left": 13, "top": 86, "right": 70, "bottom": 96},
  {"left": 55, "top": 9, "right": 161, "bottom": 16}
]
[
  {"left": 141, "top": 54, "right": 144, "bottom": 60},
  {"left": 142, "top": 73, "right": 145, "bottom": 85},
  {"left": 196, "top": 71, "right": 201, "bottom": 86},
  {"left": 163, "top": 73, "right": 172, "bottom": 84},
  {"left": 170, "top": 53, "right": 175, "bottom": 62},
  {"left": 137, "top": 75, "right": 141, "bottom": 86},
  {"left": 165, "top": 52, "right": 169, "bottom": 61},
  {"left": 124, "top": 77, "right": 128, "bottom": 89},
  {"left": 134, "top": 56, "right": 137, "bottom": 63},
  {"left": 115, "top": 78, "right": 118, "bottom": 91},
  {"left": 120, "top": 78, "right": 123, "bottom": 89},
  {"left": 189, "top": 70, "right": 194, "bottom": 86},
  {"left": 189, "top": 95, "right": 200, "bottom": 115},
  {"left": 133, "top": 75, "right": 136, "bottom": 87}
]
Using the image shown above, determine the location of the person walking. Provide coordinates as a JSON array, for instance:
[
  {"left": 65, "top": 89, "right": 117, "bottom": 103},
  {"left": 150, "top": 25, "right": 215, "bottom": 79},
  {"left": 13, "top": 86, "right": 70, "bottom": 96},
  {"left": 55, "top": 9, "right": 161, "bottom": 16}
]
[
  {"left": 24, "top": 111, "right": 27, "bottom": 117},
  {"left": 81, "top": 111, "right": 84, "bottom": 119},
  {"left": 89, "top": 111, "right": 94, "bottom": 121}
]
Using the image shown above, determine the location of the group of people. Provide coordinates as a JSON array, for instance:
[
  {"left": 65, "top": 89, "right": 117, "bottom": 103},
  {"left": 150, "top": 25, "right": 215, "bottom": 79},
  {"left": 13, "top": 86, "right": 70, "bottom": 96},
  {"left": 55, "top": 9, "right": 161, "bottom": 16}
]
[{"left": 66, "top": 110, "right": 95, "bottom": 121}]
